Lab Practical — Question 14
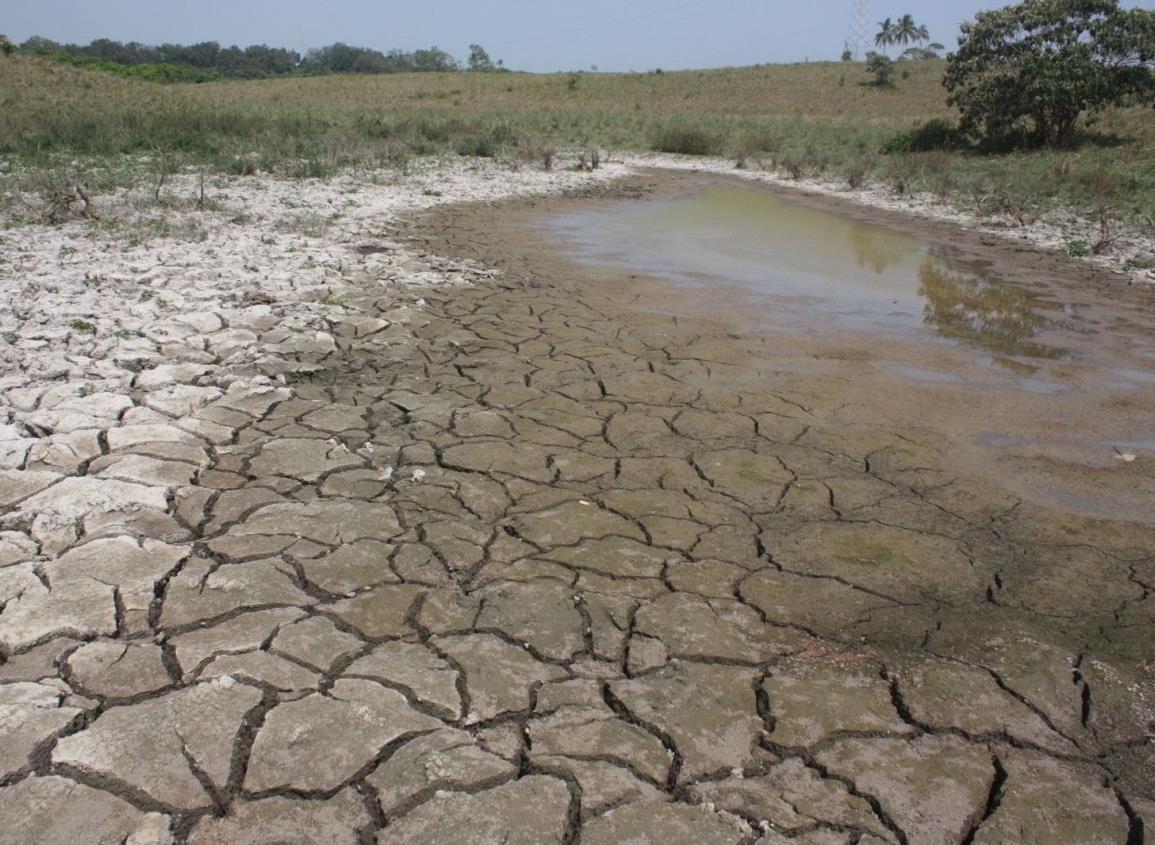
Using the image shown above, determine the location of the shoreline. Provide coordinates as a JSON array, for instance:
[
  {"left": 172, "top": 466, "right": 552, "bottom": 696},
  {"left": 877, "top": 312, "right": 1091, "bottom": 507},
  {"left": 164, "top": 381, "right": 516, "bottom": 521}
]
[{"left": 613, "top": 152, "right": 1155, "bottom": 285}]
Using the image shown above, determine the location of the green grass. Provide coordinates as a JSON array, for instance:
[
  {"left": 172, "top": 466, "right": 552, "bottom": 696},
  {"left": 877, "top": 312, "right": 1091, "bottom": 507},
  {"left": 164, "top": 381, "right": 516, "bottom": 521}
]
[{"left": 1, "top": 54, "right": 1152, "bottom": 228}]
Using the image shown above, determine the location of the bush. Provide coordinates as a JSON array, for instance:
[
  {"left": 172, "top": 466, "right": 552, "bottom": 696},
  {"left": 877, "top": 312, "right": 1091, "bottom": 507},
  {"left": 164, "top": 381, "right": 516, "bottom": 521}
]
[
  {"left": 455, "top": 134, "right": 499, "bottom": 158},
  {"left": 845, "top": 157, "right": 873, "bottom": 189},
  {"left": 651, "top": 124, "right": 723, "bottom": 156},
  {"left": 881, "top": 118, "right": 962, "bottom": 154},
  {"left": 454, "top": 125, "right": 516, "bottom": 158},
  {"left": 865, "top": 52, "right": 895, "bottom": 87}
]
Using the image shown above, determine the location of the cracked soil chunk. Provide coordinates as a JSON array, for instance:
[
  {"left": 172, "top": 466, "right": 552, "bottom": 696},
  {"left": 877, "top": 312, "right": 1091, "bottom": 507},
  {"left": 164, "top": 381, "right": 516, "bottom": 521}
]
[
  {"left": 765, "top": 523, "right": 984, "bottom": 604},
  {"left": 247, "top": 437, "right": 364, "bottom": 481},
  {"left": 0, "top": 776, "right": 157, "bottom": 845},
  {"left": 687, "top": 758, "right": 894, "bottom": 840},
  {"left": 160, "top": 556, "right": 316, "bottom": 628},
  {"left": 432, "top": 632, "right": 566, "bottom": 720},
  {"left": 0, "top": 688, "right": 81, "bottom": 780},
  {"left": 225, "top": 498, "right": 403, "bottom": 545},
  {"left": 376, "top": 775, "right": 570, "bottom": 845},
  {"left": 368, "top": 728, "right": 517, "bottom": 815},
  {"left": 297, "top": 539, "right": 399, "bottom": 595},
  {"left": 510, "top": 500, "right": 645, "bottom": 547},
  {"left": 739, "top": 568, "right": 900, "bottom": 637},
  {"left": 542, "top": 536, "right": 673, "bottom": 578},
  {"left": 895, "top": 659, "right": 1077, "bottom": 754},
  {"left": 0, "top": 571, "right": 117, "bottom": 652},
  {"left": 634, "top": 593, "right": 808, "bottom": 661},
  {"left": 343, "top": 640, "right": 462, "bottom": 719},
  {"left": 763, "top": 659, "right": 911, "bottom": 747},
  {"left": 610, "top": 662, "right": 762, "bottom": 783},
  {"left": 694, "top": 448, "right": 794, "bottom": 508},
  {"left": 815, "top": 735, "right": 995, "bottom": 845},
  {"left": 245, "top": 678, "right": 442, "bottom": 793},
  {"left": 581, "top": 800, "right": 749, "bottom": 845},
  {"left": 65, "top": 641, "right": 172, "bottom": 699},
  {"left": 475, "top": 580, "right": 585, "bottom": 661},
  {"left": 528, "top": 705, "right": 672, "bottom": 783},
  {"left": 43, "top": 537, "right": 187, "bottom": 613},
  {"left": 536, "top": 755, "right": 665, "bottom": 816},
  {"left": 326, "top": 584, "right": 425, "bottom": 638},
  {"left": 52, "top": 682, "right": 262, "bottom": 810},
  {"left": 169, "top": 607, "right": 306, "bottom": 674},
  {"left": 187, "top": 787, "right": 370, "bottom": 845},
  {"left": 269, "top": 614, "right": 365, "bottom": 670},
  {"left": 972, "top": 750, "right": 1130, "bottom": 844}
]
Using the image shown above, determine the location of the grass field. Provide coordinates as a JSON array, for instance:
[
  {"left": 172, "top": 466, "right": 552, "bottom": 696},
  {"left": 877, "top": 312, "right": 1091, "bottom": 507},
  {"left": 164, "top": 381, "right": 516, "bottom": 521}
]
[{"left": 1, "top": 54, "right": 1153, "bottom": 230}]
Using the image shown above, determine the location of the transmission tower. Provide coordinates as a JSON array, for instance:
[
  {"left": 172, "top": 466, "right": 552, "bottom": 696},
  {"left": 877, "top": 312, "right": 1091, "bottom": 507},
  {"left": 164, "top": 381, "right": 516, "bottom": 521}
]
[{"left": 846, "top": 0, "right": 871, "bottom": 60}]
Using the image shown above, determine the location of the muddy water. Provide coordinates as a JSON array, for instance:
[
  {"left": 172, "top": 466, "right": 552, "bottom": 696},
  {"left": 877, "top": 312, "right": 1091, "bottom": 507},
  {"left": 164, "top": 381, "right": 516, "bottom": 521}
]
[
  {"left": 545, "top": 184, "right": 1071, "bottom": 356},
  {"left": 543, "top": 179, "right": 1155, "bottom": 493}
]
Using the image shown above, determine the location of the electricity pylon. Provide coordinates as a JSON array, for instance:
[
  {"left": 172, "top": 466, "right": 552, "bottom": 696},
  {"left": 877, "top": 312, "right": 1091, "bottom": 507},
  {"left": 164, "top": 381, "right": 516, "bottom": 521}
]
[{"left": 846, "top": 0, "right": 871, "bottom": 60}]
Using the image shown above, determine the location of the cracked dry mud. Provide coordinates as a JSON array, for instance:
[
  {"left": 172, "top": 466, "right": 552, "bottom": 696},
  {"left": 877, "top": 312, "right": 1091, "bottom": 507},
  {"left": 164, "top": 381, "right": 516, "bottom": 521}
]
[{"left": 2, "top": 171, "right": 1154, "bottom": 845}]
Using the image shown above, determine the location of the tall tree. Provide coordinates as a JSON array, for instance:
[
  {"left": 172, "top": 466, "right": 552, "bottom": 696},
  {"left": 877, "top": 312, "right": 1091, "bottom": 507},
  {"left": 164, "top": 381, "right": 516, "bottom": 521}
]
[
  {"left": 945, "top": 0, "right": 1155, "bottom": 147},
  {"left": 467, "top": 44, "right": 495, "bottom": 72},
  {"left": 893, "top": 14, "right": 921, "bottom": 46},
  {"left": 875, "top": 17, "right": 896, "bottom": 51}
]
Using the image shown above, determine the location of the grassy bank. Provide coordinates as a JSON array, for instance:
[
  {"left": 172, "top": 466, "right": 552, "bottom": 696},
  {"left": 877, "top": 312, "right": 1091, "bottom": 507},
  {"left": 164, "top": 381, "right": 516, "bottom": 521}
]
[{"left": 1, "top": 55, "right": 1153, "bottom": 233}]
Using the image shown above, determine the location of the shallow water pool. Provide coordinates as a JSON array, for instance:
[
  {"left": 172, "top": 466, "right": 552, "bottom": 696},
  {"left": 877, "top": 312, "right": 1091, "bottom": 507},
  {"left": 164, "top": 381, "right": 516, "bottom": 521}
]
[{"left": 545, "top": 183, "right": 1064, "bottom": 358}]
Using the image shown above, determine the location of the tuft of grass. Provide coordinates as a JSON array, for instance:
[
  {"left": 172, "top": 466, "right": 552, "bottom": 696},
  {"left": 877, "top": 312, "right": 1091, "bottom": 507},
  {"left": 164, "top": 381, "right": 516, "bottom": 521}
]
[
  {"left": 69, "top": 319, "right": 97, "bottom": 334},
  {"left": 277, "top": 211, "right": 337, "bottom": 237},
  {"left": 651, "top": 123, "right": 724, "bottom": 156},
  {"left": 845, "top": 157, "right": 873, "bottom": 190}
]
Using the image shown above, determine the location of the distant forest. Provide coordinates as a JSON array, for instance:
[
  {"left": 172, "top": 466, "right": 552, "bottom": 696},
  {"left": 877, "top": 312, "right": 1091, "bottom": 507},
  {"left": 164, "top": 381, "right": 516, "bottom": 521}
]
[{"left": 3, "top": 36, "right": 505, "bottom": 81}]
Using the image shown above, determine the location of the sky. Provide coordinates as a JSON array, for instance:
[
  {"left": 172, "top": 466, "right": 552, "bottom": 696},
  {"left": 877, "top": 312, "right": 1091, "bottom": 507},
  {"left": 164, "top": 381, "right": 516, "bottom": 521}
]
[{"left": 4, "top": 0, "right": 1154, "bottom": 73}]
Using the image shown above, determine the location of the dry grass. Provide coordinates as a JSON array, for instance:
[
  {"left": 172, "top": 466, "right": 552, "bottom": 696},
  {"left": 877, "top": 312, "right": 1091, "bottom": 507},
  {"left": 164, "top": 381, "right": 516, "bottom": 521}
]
[{"left": 1, "top": 54, "right": 1152, "bottom": 228}]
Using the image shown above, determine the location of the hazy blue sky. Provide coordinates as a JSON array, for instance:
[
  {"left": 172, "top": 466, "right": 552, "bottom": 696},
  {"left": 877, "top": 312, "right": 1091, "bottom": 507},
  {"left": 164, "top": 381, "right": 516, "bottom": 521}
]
[{"left": 5, "top": 0, "right": 1154, "bottom": 72}]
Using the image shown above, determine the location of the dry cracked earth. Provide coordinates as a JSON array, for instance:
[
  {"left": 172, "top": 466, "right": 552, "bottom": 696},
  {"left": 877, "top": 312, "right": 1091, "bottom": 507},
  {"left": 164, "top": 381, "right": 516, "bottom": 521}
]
[{"left": 1, "top": 175, "right": 1154, "bottom": 845}]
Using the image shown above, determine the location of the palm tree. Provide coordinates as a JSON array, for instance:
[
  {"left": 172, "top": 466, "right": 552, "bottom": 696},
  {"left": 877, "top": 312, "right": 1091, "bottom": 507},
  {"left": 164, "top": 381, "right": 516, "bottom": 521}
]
[
  {"left": 875, "top": 18, "right": 896, "bottom": 52},
  {"left": 893, "top": 14, "right": 921, "bottom": 47}
]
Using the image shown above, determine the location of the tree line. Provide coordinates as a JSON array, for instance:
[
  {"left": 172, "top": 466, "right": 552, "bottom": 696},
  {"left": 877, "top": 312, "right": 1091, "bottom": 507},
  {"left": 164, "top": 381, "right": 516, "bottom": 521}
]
[{"left": 2, "top": 36, "right": 504, "bottom": 79}]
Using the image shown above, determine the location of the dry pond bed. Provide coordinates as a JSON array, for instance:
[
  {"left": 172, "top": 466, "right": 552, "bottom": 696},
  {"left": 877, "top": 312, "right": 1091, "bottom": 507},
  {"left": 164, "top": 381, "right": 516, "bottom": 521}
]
[{"left": 0, "top": 163, "right": 1153, "bottom": 844}]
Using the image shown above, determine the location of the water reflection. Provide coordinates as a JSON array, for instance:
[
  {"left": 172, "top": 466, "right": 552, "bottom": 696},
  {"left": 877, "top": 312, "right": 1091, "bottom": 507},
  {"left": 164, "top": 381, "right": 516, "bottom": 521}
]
[
  {"left": 545, "top": 183, "right": 1068, "bottom": 357},
  {"left": 918, "top": 255, "right": 1062, "bottom": 358},
  {"left": 848, "top": 223, "right": 912, "bottom": 275}
]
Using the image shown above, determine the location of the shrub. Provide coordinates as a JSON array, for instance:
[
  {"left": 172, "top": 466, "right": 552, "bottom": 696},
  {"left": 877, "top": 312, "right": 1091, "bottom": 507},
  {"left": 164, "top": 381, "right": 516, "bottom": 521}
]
[
  {"left": 884, "top": 155, "right": 918, "bottom": 195},
  {"left": 845, "top": 157, "right": 873, "bottom": 189},
  {"left": 651, "top": 125, "right": 723, "bottom": 156},
  {"left": 881, "top": 118, "right": 962, "bottom": 154},
  {"left": 780, "top": 156, "right": 806, "bottom": 180},
  {"left": 865, "top": 52, "right": 895, "bottom": 87},
  {"left": 455, "top": 125, "right": 516, "bottom": 158}
]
